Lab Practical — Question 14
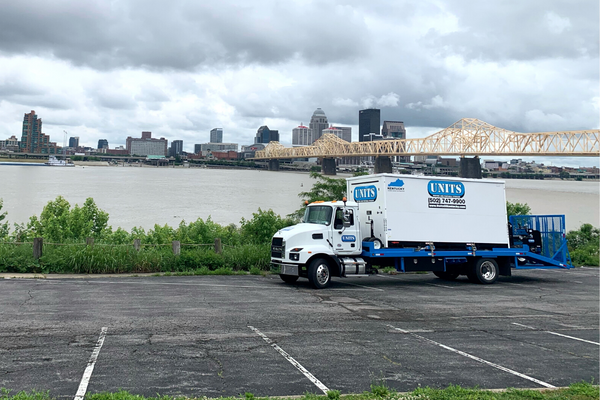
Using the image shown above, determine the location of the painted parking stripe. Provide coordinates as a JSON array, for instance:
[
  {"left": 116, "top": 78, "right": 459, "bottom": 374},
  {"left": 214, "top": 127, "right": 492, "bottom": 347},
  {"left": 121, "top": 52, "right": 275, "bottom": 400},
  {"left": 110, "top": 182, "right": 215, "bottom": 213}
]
[
  {"left": 512, "top": 323, "right": 600, "bottom": 346},
  {"left": 387, "top": 324, "right": 555, "bottom": 388},
  {"left": 425, "top": 283, "right": 455, "bottom": 289},
  {"left": 248, "top": 326, "right": 329, "bottom": 394},
  {"left": 74, "top": 327, "right": 108, "bottom": 400}
]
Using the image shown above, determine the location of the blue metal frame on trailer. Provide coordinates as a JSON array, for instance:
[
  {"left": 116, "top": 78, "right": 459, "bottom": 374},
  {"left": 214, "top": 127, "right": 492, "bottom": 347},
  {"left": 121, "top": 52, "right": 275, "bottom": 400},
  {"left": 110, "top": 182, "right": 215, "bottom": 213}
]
[{"left": 361, "top": 214, "right": 573, "bottom": 272}]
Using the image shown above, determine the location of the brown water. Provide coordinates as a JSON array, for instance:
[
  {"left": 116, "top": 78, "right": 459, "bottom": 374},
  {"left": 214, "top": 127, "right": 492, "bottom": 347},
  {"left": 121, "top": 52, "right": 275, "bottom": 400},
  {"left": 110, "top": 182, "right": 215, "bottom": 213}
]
[{"left": 0, "top": 166, "right": 597, "bottom": 232}]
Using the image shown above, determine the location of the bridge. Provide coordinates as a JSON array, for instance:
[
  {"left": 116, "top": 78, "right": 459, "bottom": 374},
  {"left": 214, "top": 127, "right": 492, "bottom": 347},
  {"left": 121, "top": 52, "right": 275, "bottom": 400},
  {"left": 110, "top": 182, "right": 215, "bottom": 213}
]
[{"left": 252, "top": 118, "right": 600, "bottom": 177}]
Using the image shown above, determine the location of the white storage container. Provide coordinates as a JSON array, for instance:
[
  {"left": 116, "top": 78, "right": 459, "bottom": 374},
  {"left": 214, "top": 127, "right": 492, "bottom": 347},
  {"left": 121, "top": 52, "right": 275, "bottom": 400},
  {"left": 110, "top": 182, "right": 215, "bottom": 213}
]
[{"left": 346, "top": 174, "right": 509, "bottom": 247}]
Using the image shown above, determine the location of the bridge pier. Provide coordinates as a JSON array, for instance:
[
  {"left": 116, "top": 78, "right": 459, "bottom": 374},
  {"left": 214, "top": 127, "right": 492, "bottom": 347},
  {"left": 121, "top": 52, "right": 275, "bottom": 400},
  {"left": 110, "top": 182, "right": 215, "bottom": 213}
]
[
  {"left": 268, "top": 159, "right": 280, "bottom": 171},
  {"left": 374, "top": 156, "right": 393, "bottom": 174},
  {"left": 321, "top": 158, "right": 337, "bottom": 175},
  {"left": 459, "top": 156, "right": 482, "bottom": 179}
]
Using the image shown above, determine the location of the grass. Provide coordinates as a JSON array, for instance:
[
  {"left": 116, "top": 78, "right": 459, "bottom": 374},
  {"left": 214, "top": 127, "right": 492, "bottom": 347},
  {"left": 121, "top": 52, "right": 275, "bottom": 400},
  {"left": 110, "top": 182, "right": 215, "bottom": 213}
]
[{"left": 0, "top": 382, "right": 598, "bottom": 400}]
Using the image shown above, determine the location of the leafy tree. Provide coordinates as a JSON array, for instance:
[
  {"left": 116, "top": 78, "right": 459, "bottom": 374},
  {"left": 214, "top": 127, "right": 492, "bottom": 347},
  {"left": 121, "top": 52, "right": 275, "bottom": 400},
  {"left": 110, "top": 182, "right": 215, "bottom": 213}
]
[
  {"left": 506, "top": 201, "right": 531, "bottom": 217},
  {"left": 25, "top": 196, "right": 109, "bottom": 242},
  {"left": 559, "top": 170, "right": 570, "bottom": 179},
  {"left": 240, "top": 208, "right": 295, "bottom": 244},
  {"left": 290, "top": 172, "right": 347, "bottom": 219},
  {"left": 0, "top": 199, "right": 9, "bottom": 239},
  {"left": 567, "top": 224, "right": 599, "bottom": 266}
]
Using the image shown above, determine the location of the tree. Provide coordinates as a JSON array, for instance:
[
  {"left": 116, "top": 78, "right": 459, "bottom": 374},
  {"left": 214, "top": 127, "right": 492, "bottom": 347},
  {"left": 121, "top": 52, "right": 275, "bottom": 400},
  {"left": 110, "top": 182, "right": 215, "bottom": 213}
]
[
  {"left": 567, "top": 224, "right": 599, "bottom": 266},
  {"left": 0, "top": 199, "right": 9, "bottom": 239},
  {"left": 290, "top": 172, "right": 347, "bottom": 219},
  {"left": 506, "top": 202, "right": 531, "bottom": 217}
]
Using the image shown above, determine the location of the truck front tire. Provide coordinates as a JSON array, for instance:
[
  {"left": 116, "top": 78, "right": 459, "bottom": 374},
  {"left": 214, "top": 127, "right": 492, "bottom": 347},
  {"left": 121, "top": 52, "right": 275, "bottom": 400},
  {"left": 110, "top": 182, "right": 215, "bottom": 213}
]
[
  {"left": 468, "top": 258, "right": 498, "bottom": 284},
  {"left": 308, "top": 258, "right": 332, "bottom": 289},
  {"left": 280, "top": 274, "right": 299, "bottom": 284}
]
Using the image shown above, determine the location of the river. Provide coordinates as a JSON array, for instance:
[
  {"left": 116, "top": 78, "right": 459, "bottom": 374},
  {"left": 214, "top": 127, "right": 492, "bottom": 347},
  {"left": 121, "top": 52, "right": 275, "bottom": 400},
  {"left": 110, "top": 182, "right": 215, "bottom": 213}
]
[{"left": 0, "top": 165, "right": 598, "bottom": 232}]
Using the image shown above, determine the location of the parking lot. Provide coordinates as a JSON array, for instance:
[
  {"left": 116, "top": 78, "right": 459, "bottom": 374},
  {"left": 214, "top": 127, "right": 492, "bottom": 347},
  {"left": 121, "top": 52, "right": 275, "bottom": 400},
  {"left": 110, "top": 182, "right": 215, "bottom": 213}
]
[{"left": 0, "top": 268, "right": 598, "bottom": 398}]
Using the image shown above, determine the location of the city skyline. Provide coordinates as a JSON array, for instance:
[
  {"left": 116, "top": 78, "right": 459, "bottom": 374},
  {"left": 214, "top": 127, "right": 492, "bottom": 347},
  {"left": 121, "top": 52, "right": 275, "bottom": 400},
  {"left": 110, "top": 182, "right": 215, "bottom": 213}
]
[{"left": 0, "top": 0, "right": 597, "bottom": 167}]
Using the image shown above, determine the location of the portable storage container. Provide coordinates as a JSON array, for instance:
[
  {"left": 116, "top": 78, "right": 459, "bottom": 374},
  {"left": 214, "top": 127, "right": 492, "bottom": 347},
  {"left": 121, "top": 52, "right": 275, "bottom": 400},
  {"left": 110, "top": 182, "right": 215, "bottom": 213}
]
[{"left": 346, "top": 174, "right": 509, "bottom": 248}]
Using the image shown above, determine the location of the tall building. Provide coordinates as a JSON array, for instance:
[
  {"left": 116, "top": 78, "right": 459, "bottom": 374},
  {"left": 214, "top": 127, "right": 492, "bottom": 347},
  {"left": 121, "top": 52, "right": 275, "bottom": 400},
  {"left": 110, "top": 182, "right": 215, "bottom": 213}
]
[
  {"left": 126, "top": 132, "right": 168, "bottom": 156},
  {"left": 359, "top": 108, "right": 381, "bottom": 142},
  {"left": 254, "top": 126, "right": 279, "bottom": 144},
  {"left": 98, "top": 139, "right": 108, "bottom": 149},
  {"left": 382, "top": 121, "right": 406, "bottom": 139},
  {"left": 309, "top": 108, "right": 328, "bottom": 142},
  {"left": 382, "top": 121, "right": 408, "bottom": 162},
  {"left": 170, "top": 140, "right": 184, "bottom": 156},
  {"left": 69, "top": 137, "right": 79, "bottom": 148},
  {"left": 210, "top": 128, "right": 223, "bottom": 143},
  {"left": 19, "top": 110, "right": 58, "bottom": 154},
  {"left": 292, "top": 124, "right": 312, "bottom": 146},
  {"left": 323, "top": 126, "right": 352, "bottom": 143}
]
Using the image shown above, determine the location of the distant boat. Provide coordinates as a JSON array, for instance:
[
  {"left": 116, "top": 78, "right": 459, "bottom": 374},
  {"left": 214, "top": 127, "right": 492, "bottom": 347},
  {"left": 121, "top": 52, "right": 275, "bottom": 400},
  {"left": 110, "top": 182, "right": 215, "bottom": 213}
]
[{"left": 46, "top": 155, "right": 75, "bottom": 167}]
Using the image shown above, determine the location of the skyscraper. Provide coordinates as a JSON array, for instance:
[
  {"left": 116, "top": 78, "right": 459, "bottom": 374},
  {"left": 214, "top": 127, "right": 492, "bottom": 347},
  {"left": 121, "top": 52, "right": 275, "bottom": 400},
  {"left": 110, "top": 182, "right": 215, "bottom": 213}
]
[
  {"left": 69, "top": 137, "right": 79, "bottom": 148},
  {"left": 322, "top": 126, "right": 352, "bottom": 143},
  {"left": 382, "top": 121, "right": 406, "bottom": 139},
  {"left": 309, "top": 108, "right": 329, "bottom": 142},
  {"left": 292, "top": 124, "right": 312, "bottom": 146},
  {"left": 359, "top": 109, "right": 381, "bottom": 142},
  {"left": 210, "top": 128, "right": 223, "bottom": 143},
  {"left": 170, "top": 140, "right": 183, "bottom": 156},
  {"left": 19, "top": 110, "right": 58, "bottom": 154},
  {"left": 98, "top": 139, "right": 108, "bottom": 149},
  {"left": 254, "top": 126, "right": 279, "bottom": 144}
]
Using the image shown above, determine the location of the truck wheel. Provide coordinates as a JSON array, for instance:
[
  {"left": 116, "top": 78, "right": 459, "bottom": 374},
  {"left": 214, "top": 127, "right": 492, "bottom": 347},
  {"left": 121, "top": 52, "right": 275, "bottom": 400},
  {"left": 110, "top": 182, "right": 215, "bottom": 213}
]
[
  {"left": 470, "top": 258, "right": 498, "bottom": 284},
  {"left": 308, "top": 258, "right": 331, "bottom": 289},
  {"left": 433, "top": 271, "right": 459, "bottom": 281},
  {"left": 279, "top": 274, "right": 299, "bottom": 284}
]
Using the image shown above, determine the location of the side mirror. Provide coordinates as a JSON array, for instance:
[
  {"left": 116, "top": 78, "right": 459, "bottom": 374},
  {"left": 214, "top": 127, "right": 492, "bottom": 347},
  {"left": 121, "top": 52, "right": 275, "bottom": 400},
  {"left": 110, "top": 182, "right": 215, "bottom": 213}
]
[{"left": 343, "top": 210, "right": 352, "bottom": 227}]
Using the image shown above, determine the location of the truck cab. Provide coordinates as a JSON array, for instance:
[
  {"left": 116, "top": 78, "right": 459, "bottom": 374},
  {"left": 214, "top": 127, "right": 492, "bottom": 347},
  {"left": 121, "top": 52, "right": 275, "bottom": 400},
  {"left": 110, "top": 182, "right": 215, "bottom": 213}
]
[{"left": 271, "top": 200, "right": 371, "bottom": 288}]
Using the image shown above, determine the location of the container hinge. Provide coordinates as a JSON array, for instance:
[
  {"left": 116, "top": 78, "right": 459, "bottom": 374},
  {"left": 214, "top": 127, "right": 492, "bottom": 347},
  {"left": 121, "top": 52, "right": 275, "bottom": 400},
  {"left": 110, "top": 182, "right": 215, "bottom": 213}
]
[
  {"left": 467, "top": 243, "right": 476, "bottom": 256},
  {"left": 426, "top": 242, "right": 435, "bottom": 256}
]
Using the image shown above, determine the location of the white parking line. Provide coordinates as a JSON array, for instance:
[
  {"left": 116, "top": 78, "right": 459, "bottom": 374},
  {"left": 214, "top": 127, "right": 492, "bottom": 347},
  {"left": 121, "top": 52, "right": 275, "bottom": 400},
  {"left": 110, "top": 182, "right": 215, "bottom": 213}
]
[
  {"left": 248, "top": 326, "right": 330, "bottom": 394},
  {"left": 425, "top": 283, "right": 455, "bottom": 289},
  {"left": 337, "top": 281, "right": 385, "bottom": 291},
  {"left": 74, "top": 327, "right": 108, "bottom": 400},
  {"left": 512, "top": 323, "right": 600, "bottom": 346},
  {"left": 387, "top": 324, "right": 555, "bottom": 388}
]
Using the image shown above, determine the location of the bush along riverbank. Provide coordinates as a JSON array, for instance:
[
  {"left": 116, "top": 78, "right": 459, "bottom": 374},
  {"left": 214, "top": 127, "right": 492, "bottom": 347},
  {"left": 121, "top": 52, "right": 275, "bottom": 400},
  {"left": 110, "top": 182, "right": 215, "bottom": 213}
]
[{"left": 0, "top": 196, "right": 295, "bottom": 274}]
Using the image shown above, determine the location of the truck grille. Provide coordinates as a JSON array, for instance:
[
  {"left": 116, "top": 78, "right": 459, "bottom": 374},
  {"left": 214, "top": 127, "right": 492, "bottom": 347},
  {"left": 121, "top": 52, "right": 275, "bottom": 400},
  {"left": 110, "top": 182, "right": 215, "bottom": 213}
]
[{"left": 271, "top": 237, "right": 285, "bottom": 259}]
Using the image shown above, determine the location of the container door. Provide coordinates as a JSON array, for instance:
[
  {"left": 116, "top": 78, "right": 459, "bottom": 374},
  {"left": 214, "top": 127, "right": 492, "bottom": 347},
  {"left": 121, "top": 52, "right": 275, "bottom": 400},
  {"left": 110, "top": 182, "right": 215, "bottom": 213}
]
[{"left": 331, "top": 207, "right": 360, "bottom": 254}]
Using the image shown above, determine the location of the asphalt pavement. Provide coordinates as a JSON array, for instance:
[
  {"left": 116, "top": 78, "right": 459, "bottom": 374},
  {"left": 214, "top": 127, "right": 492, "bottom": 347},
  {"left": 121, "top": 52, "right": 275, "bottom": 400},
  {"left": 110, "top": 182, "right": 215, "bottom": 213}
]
[{"left": 0, "top": 268, "right": 598, "bottom": 398}]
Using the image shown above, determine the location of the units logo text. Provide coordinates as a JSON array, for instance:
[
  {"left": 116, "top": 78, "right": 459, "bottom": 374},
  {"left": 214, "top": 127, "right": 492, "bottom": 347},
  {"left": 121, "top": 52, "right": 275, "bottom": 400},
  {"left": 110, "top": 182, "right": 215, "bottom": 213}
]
[
  {"left": 354, "top": 185, "right": 377, "bottom": 202},
  {"left": 427, "top": 180, "right": 466, "bottom": 209}
]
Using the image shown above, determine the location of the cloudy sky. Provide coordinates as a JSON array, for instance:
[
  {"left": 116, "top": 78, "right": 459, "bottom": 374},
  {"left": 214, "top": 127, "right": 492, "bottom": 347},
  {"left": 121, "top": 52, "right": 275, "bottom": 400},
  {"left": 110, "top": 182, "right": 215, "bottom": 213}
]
[{"left": 0, "top": 0, "right": 598, "bottom": 166}]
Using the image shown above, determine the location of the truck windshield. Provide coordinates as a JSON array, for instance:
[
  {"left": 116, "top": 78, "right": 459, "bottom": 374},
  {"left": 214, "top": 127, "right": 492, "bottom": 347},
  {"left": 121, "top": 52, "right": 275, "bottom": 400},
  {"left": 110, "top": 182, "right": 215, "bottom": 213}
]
[{"left": 302, "top": 206, "right": 333, "bottom": 226}]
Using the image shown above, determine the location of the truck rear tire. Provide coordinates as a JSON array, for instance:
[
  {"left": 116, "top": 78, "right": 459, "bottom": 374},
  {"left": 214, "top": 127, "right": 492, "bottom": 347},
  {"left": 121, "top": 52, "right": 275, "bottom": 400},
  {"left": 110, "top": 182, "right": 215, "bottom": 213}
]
[
  {"left": 469, "top": 258, "right": 498, "bottom": 284},
  {"left": 308, "top": 258, "right": 332, "bottom": 289},
  {"left": 280, "top": 274, "right": 299, "bottom": 284},
  {"left": 433, "top": 271, "right": 460, "bottom": 281}
]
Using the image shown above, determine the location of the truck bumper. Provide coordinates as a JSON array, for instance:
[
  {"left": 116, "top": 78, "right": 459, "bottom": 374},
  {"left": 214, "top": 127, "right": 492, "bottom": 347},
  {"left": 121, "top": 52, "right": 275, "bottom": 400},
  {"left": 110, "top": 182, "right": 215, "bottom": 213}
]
[{"left": 271, "top": 261, "right": 302, "bottom": 276}]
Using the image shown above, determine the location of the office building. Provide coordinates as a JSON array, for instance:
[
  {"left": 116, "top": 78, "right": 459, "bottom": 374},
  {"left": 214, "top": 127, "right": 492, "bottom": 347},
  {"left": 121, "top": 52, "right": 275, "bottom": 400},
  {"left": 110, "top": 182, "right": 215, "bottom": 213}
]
[
  {"left": 0, "top": 135, "right": 19, "bottom": 151},
  {"left": 19, "top": 110, "right": 58, "bottom": 154},
  {"left": 69, "top": 137, "right": 79, "bottom": 148},
  {"left": 126, "top": 132, "right": 168, "bottom": 156},
  {"left": 199, "top": 143, "right": 238, "bottom": 152},
  {"left": 292, "top": 124, "right": 312, "bottom": 146},
  {"left": 210, "top": 128, "right": 223, "bottom": 143},
  {"left": 382, "top": 121, "right": 406, "bottom": 139},
  {"left": 170, "top": 140, "right": 184, "bottom": 156},
  {"left": 309, "top": 108, "right": 329, "bottom": 142},
  {"left": 240, "top": 143, "right": 265, "bottom": 159},
  {"left": 254, "top": 126, "right": 279, "bottom": 144},
  {"left": 98, "top": 139, "right": 108, "bottom": 149},
  {"left": 322, "top": 126, "right": 352, "bottom": 143},
  {"left": 359, "top": 108, "right": 381, "bottom": 142}
]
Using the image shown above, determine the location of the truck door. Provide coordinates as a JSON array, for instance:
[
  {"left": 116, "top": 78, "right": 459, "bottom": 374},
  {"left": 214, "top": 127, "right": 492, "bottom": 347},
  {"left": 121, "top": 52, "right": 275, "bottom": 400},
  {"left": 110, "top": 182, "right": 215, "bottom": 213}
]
[{"left": 332, "top": 207, "right": 360, "bottom": 254}]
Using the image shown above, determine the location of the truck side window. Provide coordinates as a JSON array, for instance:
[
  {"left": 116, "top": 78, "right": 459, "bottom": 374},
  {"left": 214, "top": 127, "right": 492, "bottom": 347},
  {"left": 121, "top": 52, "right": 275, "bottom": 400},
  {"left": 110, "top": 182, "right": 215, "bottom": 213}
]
[{"left": 334, "top": 208, "right": 344, "bottom": 230}]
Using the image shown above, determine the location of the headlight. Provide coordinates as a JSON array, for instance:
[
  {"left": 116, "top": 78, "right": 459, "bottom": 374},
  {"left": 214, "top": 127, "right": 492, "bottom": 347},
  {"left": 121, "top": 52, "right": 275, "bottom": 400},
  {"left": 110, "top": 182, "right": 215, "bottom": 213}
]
[{"left": 289, "top": 253, "right": 300, "bottom": 261}]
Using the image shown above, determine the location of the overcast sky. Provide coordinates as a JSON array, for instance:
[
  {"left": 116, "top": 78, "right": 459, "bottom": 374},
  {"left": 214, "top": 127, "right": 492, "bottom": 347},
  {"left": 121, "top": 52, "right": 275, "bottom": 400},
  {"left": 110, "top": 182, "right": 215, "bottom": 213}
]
[{"left": 0, "top": 0, "right": 598, "bottom": 166}]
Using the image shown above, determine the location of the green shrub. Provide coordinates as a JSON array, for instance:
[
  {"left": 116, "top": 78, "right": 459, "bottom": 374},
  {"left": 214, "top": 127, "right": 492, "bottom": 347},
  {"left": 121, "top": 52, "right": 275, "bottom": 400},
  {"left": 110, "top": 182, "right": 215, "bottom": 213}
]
[{"left": 567, "top": 224, "right": 600, "bottom": 267}]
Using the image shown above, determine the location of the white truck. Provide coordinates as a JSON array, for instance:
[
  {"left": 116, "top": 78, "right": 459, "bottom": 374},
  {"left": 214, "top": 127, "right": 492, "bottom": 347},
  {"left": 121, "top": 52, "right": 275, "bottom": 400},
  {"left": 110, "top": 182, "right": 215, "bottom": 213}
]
[{"left": 270, "top": 174, "right": 572, "bottom": 288}]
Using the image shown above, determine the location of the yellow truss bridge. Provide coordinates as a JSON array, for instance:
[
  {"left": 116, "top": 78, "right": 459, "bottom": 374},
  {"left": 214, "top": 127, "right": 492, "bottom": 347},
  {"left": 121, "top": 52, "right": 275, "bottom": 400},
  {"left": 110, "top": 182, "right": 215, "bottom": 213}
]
[{"left": 253, "top": 118, "right": 600, "bottom": 160}]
